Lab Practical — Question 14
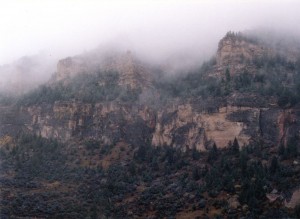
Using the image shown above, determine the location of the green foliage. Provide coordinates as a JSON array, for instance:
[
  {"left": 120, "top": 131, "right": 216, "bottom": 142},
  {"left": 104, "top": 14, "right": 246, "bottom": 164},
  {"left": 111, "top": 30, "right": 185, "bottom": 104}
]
[
  {"left": 192, "top": 167, "right": 201, "bottom": 181},
  {"left": 85, "top": 139, "right": 100, "bottom": 151},
  {"left": 99, "top": 144, "right": 114, "bottom": 155},
  {"left": 278, "top": 143, "right": 285, "bottom": 156},
  {"left": 286, "top": 141, "right": 298, "bottom": 158},
  {"left": 239, "top": 148, "right": 249, "bottom": 174},
  {"left": 1, "top": 133, "right": 298, "bottom": 218},
  {"left": 239, "top": 162, "right": 267, "bottom": 212},
  {"left": 269, "top": 156, "right": 280, "bottom": 174},
  {"left": 225, "top": 31, "right": 259, "bottom": 44},
  {"left": 0, "top": 92, "right": 16, "bottom": 105},
  {"left": 295, "top": 204, "right": 300, "bottom": 218},
  {"left": 234, "top": 71, "right": 252, "bottom": 90},
  {"left": 232, "top": 138, "right": 240, "bottom": 154},
  {"left": 154, "top": 57, "right": 221, "bottom": 99},
  {"left": 18, "top": 71, "right": 141, "bottom": 106},
  {"left": 207, "top": 143, "right": 218, "bottom": 163},
  {"left": 13, "top": 46, "right": 300, "bottom": 109},
  {"left": 278, "top": 136, "right": 299, "bottom": 159},
  {"left": 5, "top": 134, "right": 66, "bottom": 179},
  {"left": 225, "top": 68, "right": 231, "bottom": 82},
  {"left": 192, "top": 147, "right": 201, "bottom": 160},
  {"left": 226, "top": 138, "right": 240, "bottom": 156},
  {"left": 277, "top": 89, "right": 297, "bottom": 108},
  {"left": 134, "top": 144, "right": 148, "bottom": 162},
  {"left": 153, "top": 48, "right": 300, "bottom": 109}
]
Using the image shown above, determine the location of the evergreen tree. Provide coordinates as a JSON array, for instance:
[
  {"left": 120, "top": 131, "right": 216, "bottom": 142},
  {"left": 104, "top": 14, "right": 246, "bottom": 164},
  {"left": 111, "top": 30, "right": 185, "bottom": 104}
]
[
  {"left": 232, "top": 137, "right": 240, "bottom": 155},
  {"left": 286, "top": 142, "right": 298, "bottom": 158},
  {"left": 278, "top": 143, "right": 285, "bottom": 156},
  {"left": 192, "top": 167, "right": 201, "bottom": 181},
  {"left": 269, "top": 156, "right": 279, "bottom": 174},
  {"left": 192, "top": 147, "right": 201, "bottom": 160},
  {"left": 225, "top": 68, "right": 231, "bottom": 82},
  {"left": 207, "top": 143, "right": 218, "bottom": 163},
  {"left": 240, "top": 148, "right": 248, "bottom": 175}
]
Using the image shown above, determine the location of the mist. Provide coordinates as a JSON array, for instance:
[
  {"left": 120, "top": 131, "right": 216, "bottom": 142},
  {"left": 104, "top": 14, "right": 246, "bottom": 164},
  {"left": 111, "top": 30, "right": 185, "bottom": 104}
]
[
  {"left": 1, "top": 0, "right": 300, "bottom": 93},
  {"left": 0, "top": 52, "right": 56, "bottom": 94}
]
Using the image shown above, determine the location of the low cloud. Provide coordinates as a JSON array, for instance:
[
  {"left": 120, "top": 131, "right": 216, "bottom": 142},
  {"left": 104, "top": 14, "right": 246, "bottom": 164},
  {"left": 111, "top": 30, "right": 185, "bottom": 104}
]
[{"left": 0, "top": 0, "right": 300, "bottom": 91}]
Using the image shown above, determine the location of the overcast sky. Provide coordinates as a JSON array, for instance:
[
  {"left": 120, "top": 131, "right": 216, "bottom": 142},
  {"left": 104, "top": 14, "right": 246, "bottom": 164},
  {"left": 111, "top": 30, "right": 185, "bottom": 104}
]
[{"left": 1, "top": 0, "right": 300, "bottom": 65}]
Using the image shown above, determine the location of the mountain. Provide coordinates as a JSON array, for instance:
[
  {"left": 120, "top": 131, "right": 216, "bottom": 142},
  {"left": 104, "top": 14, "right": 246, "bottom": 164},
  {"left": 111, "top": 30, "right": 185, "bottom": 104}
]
[
  {"left": 6, "top": 31, "right": 299, "bottom": 150},
  {"left": 53, "top": 50, "right": 153, "bottom": 89},
  {"left": 0, "top": 31, "right": 300, "bottom": 218}
]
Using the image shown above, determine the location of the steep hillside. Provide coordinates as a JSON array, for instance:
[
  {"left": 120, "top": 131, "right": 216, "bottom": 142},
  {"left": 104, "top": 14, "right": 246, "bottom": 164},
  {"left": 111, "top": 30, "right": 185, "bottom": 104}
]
[
  {"left": 54, "top": 50, "right": 153, "bottom": 89},
  {"left": 12, "top": 33, "right": 300, "bottom": 150},
  {"left": 2, "top": 32, "right": 300, "bottom": 150},
  {"left": 1, "top": 31, "right": 300, "bottom": 218}
]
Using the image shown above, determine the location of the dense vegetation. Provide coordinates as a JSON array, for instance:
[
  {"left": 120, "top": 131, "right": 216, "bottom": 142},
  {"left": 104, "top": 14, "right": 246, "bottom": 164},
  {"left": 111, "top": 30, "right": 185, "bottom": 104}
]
[
  {"left": 5, "top": 44, "right": 297, "bottom": 110},
  {"left": 0, "top": 93, "right": 16, "bottom": 105},
  {"left": 17, "top": 71, "right": 141, "bottom": 106},
  {"left": 1, "top": 33, "right": 300, "bottom": 218},
  {"left": 0, "top": 134, "right": 299, "bottom": 218},
  {"left": 155, "top": 54, "right": 300, "bottom": 108}
]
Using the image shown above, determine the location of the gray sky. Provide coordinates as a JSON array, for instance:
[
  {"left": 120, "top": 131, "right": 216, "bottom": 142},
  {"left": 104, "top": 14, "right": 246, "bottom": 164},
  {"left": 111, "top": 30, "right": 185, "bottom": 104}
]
[{"left": 1, "top": 0, "right": 300, "bottom": 65}]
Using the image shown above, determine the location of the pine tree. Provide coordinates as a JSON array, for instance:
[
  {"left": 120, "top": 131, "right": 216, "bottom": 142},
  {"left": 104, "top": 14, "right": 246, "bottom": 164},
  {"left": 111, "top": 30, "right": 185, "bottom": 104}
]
[
  {"left": 192, "top": 147, "right": 201, "bottom": 160},
  {"left": 207, "top": 143, "right": 218, "bottom": 162},
  {"left": 278, "top": 143, "right": 285, "bottom": 156},
  {"left": 232, "top": 137, "right": 240, "bottom": 155},
  {"left": 192, "top": 167, "right": 201, "bottom": 181},
  {"left": 269, "top": 156, "right": 279, "bottom": 174},
  {"left": 286, "top": 141, "right": 298, "bottom": 158},
  {"left": 225, "top": 68, "right": 231, "bottom": 82}
]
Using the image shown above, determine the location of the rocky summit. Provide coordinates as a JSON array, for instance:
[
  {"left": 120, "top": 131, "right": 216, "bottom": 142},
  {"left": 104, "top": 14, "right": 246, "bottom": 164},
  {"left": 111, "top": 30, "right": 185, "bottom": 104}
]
[{"left": 1, "top": 31, "right": 300, "bottom": 218}]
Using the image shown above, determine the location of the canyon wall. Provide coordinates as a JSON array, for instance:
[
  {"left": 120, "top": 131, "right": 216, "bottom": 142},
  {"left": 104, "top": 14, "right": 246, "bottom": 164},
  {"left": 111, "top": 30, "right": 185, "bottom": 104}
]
[{"left": 0, "top": 101, "right": 294, "bottom": 151}]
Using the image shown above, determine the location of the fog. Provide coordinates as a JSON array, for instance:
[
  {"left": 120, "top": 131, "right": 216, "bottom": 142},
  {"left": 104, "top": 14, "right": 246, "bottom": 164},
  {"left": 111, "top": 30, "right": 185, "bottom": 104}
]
[{"left": 1, "top": 0, "right": 300, "bottom": 92}]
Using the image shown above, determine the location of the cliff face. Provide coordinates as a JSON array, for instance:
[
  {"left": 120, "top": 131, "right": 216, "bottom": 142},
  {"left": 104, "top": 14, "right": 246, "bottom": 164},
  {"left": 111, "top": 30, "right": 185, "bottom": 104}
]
[
  {"left": 216, "top": 33, "right": 271, "bottom": 67},
  {"left": 2, "top": 32, "right": 300, "bottom": 151},
  {"left": 208, "top": 32, "right": 274, "bottom": 78},
  {"left": 56, "top": 57, "right": 89, "bottom": 81},
  {"left": 102, "top": 51, "right": 153, "bottom": 89},
  {"left": 7, "top": 99, "right": 295, "bottom": 151},
  {"left": 55, "top": 51, "right": 152, "bottom": 89},
  {"left": 2, "top": 32, "right": 300, "bottom": 219},
  {"left": 0, "top": 106, "right": 29, "bottom": 137},
  {"left": 23, "top": 101, "right": 156, "bottom": 147},
  {"left": 152, "top": 105, "right": 255, "bottom": 150}
]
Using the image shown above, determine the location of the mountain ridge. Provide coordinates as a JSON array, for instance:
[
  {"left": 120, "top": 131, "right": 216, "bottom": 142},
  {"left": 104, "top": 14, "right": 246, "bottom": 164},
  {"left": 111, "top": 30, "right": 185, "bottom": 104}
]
[
  {"left": 1, "top": 30, "right": 300, "bottom": 218},
  {"left": 1, "top": 31, "right": 300, "bottom": 150}
]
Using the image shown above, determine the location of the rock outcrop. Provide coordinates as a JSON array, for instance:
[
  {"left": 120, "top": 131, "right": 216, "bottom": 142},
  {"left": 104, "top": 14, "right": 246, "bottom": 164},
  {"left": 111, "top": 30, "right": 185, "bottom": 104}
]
[
  {"left": 216, "top": 32, "right": 272, "bottom": 67},
  {"left": 55, "top": 51, "right": 153, "bottom": 89},
  {"left": 1, "top": 32, "right": 300, "bottom": 152},
  {"left": 56, "top": 56, "right": 89, "bottom": 81},
  {"left": 208, "top": 32, "right": 274, "bottom": 78},
  {"left": 0, "top": 99, "right": 292, "bottom": 151},
  {"left": 23, "top": 101, "right": 156, "bottom": 147}
]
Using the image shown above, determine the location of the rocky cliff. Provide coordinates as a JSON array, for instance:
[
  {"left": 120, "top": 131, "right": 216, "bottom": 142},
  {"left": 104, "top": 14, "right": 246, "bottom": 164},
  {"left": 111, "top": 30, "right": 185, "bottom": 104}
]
[
  {"left": 216, "top": 32, "right": 272, "bottom": 68},
  {"left": 2, "top": 31, "right": 300, "bottom": 219},
  {"left": 1, "top": 31, "right": 300, "bottom": 152},
  {"left": 55, "top": 50, "right": 153, "bottom": 89},
  {"left": 23, "top": 101, "right": 155, "bottom": 147},
  {"left": 208, "top": 32, "right": 293, "bottom": 78},
  {"left": 15, "top": 98, "right": 298, "bottom": 151}
]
